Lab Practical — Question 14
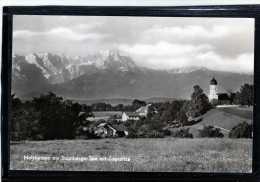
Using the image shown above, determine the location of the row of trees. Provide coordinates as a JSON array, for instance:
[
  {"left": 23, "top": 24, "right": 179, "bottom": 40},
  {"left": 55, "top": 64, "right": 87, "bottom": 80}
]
[
  {"left": 11, "top": 93, "right": 149, "bottom": 140},
  {"left": 125, "top": 85, "right": 212, "bottom": 137},
  {"left": 90, "top": 99, "right": 146, "bottom": 112},
  {"left": 11, "top": 82, "right": 253, "bottom": 141},
  {"left": 11, "top": 92, "right": 92, "bottom": 141},
  {"left": 125, "top": 83, "right": 253, "bottom": 138}
]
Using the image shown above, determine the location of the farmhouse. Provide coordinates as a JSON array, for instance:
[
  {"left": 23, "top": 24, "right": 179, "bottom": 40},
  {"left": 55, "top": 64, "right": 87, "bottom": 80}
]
[
  {"left": 121, "top": 112, "right": 140, "bottom": 122},
  {"left": 121, "top": 104, "right": 152, "bottom": 122},
  {"left": 94, "top": 122, "right": 128, "bottom": 138},
  {"left": 136, "top": 104, "right": 152, "bottom": 116}
]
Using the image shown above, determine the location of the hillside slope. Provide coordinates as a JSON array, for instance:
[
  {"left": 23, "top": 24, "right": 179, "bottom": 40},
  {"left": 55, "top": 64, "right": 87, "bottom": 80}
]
[{"left": 188, "top": 107, "right": 253, "bottom": 137}]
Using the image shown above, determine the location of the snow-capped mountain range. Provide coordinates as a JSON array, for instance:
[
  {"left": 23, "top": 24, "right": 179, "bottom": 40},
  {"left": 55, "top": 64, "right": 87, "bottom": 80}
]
[
  {"left": 13, "top": 50, "right": 138, "bottom": 84},
  {"left": 12, "top": 50, "right": 253, "bottom": 99}
]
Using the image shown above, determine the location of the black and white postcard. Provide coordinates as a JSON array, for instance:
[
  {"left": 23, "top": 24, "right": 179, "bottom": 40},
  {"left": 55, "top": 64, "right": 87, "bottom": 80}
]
[{"left": 10, "top": 15, "right": 254, "bottom": 172}]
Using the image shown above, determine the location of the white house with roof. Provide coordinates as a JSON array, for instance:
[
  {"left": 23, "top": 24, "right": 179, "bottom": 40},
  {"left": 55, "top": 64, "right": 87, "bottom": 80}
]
[
  {"left": 136, "top": 104, "right": 151, "bottom": 116},
  {"left": 121, "top": 104, "right": 152, "bottom": 122},
  {"left": 121, "top": 112, "right": 140, "bottom": 122}
]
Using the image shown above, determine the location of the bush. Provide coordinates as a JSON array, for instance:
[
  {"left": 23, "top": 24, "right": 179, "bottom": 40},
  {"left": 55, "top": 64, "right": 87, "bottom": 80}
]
[
  {"left": 126, "top": 124, "right": 165, "bottom": 138},
  {"left": 198, "top": 125, "right": 224, "bottom": 138},
  {"left": 145, "top": 130, "right": 165, "bottom": 138},
  {"left": 229, "top": 122, "right": 252, "bottom": 138},
  {"left": 162, "top": 129, "right": 171, "bottom": 136},
  {"left": 171, "top": 128, "right": 193, "bottom": 138},
  {"left": 176, "top": 109, "right": 188, "bottom": 126},
  {"left": 126, "top": 130, "right": 139, "bottom": 138},
  {"left": 75, "top": 125, "right": 100, "bottom": 139}
]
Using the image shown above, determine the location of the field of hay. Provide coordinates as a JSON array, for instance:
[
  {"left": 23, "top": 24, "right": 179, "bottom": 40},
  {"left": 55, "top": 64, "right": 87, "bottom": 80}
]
[
  {"left": 217, "top": 106, "right": 253, "bottom": 120},
  {"left": 10, "top": 138, "right": 252, "bottom": 173}
]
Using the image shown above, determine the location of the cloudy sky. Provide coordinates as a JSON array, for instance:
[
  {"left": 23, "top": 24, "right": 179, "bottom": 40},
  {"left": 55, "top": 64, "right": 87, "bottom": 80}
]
[{"left": 13, "top": 15, "right": 254, "bottom": 73}]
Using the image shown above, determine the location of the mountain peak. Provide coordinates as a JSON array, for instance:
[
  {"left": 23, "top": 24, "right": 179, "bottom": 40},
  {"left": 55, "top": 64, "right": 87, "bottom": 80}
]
[
  {"left": 13, "top": 50, "right": 139, "bottom": 84},
  {"left": 103, "top": 49, "right": 137, "bottom": 72}
]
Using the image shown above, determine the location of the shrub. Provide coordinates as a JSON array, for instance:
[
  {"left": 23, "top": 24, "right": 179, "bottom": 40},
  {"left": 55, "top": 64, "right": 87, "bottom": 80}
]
[
  {"left": 126, "top": 130, "right": 138, "bottom": 138},
  {"left": 171, "top": 128, "right": 193, "bottom": 138},
  {"left": 75, "top": 126, "right": 100, "bottom": 139},
  {"left": 229, "top": 122, "right": 252, "bottom": 138},
  {"left": 145, "top": 130, "right": 165, "bottom": 138},
  {"left": 162, "top": 129, "right": 171, "bottom": 136},
  {"left": 198, "top": 125, "right": 224, "bottom": 138},
  {"left": 126, "top": 124, "right": 165, "bottom": 138},
  {"left": 176, "top": 109, "right": 188, "bottom": 126}
]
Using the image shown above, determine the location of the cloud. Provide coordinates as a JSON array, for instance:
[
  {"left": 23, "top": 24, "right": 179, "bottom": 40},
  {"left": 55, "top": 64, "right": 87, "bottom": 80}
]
[
  {"left": 13, "top": 16, "right": 254, "bottom": 73},
  {"left": 143, "top": 25, "right": 230, "bottom": 40},
  {"left": 195, "top": 51, "right": 253, "bottom": 73},
  {"left": 13, "top": 30, "right": 39, "bottom": 37},
  {"left": 14, "top": 27, "right": 107, "bottom": 41},
  {"left": 140, "top": 22, "right": 254, "bottom": 58},
  {"left": 119, "top": 41, "right": 253, "bottom": 73},
  {"left": 119, "top": 41, "right": 212, "bottom": 58},
  {"left": 74, "top": 23, "right": 102, "bottom": 31}
]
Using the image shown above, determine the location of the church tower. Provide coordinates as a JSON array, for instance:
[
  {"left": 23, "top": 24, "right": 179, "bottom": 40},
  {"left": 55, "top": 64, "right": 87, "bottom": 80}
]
[{"left": 209, "top": 77, "right": 218, "bottom": 102}]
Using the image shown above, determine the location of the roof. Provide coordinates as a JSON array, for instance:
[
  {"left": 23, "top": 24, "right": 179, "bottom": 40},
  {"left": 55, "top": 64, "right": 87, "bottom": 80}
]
[
  {"left": 136, "top": 106, "right": 147, "bottom": 113},
  {"left": 128, "top": 113, "right": 140, "bottom": 117},
  {"left": 78, "top": 112, "right": 86, "bottom": 117},
  {"left": 123, "top": 112, "right": 140, "bottom": 117},
  {"left": 210, "top": 77, "right": 218, "bottom": 85},
  {"left": 136, "top": 104, "right": 151, "bottom": 113},
  {"left": 97, "top": 123, "right": 107, "bottom": 127},
  {"left": 110, "top": 114, "right": 122, "bottom": 119}
]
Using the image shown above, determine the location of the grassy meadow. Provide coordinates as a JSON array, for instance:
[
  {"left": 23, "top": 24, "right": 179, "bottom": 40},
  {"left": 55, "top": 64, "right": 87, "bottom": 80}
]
[{"left": 10, "top": 138, "right": 252, "bottom": 173}]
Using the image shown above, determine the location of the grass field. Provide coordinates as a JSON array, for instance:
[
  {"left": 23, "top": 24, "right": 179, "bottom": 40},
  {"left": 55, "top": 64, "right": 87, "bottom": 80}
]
[
  {"left": 186, "top": 107, "right": 253, "bottom": 137},
  {"left": 10, "top": 138, "right": 252, "bottom": 173},
  {"left": 217, "top": 107, "right": 253, "bottom": 120}
]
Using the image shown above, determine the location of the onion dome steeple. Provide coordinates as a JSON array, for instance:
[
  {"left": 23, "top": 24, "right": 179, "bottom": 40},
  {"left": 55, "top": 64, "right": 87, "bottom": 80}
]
[{"left": 210, "top": 77, "right": 217, "bottom": 85}]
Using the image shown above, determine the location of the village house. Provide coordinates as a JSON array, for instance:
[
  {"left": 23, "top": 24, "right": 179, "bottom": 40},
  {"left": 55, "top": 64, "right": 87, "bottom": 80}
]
[
  {"left": 94, "top": 123, "right": 116, "bottom": 138},
  {"left": 94, "top": 122, "right": 128, "bottom": 138},
  {"left": 121, "top": 104, "right": 152, "bottom": 122},
  {"left": 136, "top": 104, "right": 152, "bottom": 116},
  {"left": 121, "top": 112, "right": 140, "bottom": 122}
]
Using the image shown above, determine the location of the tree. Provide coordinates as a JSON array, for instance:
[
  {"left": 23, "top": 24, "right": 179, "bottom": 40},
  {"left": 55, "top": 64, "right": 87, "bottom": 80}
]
[
  {"left": 10, "top": 95, "right": 41, "bottom": 140},
  {"left": 32, "top": 92, "right": 88, "bottom": 139},
  {"left": 176, "top": 109, "right": 188, "bottom": 126},
  {"left": 91, "top": 102, "right": 112, "bottom": 111},
  {"left": 159, "top": 101, "right": 184, "bottom": 123},
  {"left": 132, "top": 99, "right": 146, "bottom": 110},
  {"left": 187, "top": 85, "right": 211, "bottom": 118},
  {"left": 32, "top": 92, "right": 65, "bottom": 139},
  {"left": 238, "top": 84, "right": 253, "bottom": 106},
  {"left": 171, "top": 128, "right": 193, "bottom": 138},
  {"left": 10, "top": 93, "right": 92, "bottom": 140},
  {"left": 229, "top": 122, "right": 252, "bottom": 138},
  {"left": 198, "top": 125, "right": 224, "bottom": 138}
]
